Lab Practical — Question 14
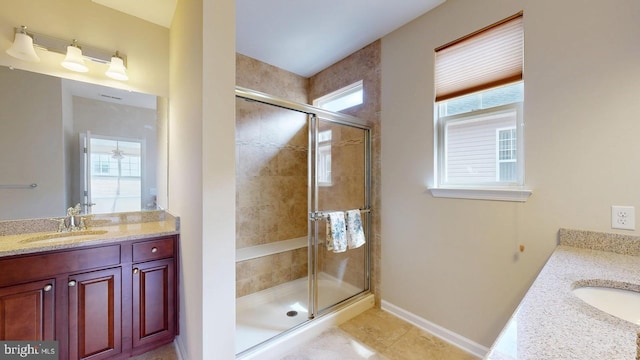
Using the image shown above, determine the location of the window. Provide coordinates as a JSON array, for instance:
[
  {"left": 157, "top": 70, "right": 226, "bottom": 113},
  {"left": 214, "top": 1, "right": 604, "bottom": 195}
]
[
  {"left": 497, "top": 127, "right": 517, "bottom": 182},
  {"left": 431, "top": 13, "right": 531, "bottom": 201},
  {"left": 314, "top": 80, "right": 363, "bottom": 112},
  {"left": 439, "top": 83, "right": 523, "bottom": 185},
  {"left": 318, "top": 130, "right": 332, "bottom": 186}
]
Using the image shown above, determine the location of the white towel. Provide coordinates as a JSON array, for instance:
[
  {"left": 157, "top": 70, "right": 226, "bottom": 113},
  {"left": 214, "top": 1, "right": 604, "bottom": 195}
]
[
  {"left": 346, "top": 210, "right": 366, "bottom": 249},
  {"left": 326, "top": 212, "right": 347, "bottom": 253}
]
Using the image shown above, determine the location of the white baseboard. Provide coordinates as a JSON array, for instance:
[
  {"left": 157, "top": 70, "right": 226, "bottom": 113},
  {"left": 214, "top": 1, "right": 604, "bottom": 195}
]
[
  {"left": 381, "top": 300, "right": 489, "bottom": 358},
  {"left": 174, "top": 336, "right": 188, "bottom": 360}
]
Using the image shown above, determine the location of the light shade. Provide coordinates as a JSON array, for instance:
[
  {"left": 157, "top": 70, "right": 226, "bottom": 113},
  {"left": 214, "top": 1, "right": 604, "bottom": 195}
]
[
  {"left": 6, "top": 27, "right": 40, "bottom": 62},
  {"left": 61, "top": 43, "right": 88, "bottom": 72},
  {"left": 105, "top": 53, "right": 128, "bottom": 81}
]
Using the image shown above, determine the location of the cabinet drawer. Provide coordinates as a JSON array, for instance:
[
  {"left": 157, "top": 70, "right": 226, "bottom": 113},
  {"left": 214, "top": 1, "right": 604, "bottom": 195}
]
[
  {"left": 132, "top": 237, "right": 174, "bottom": 262},
  {"left": 0, "top": 245, "right": 120, "bottom": 287}
]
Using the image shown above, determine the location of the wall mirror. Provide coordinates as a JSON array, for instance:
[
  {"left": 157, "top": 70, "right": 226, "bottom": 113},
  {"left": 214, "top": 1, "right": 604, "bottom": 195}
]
[{"left": 0, "top": 66, "right": 168, "bottom": 221}]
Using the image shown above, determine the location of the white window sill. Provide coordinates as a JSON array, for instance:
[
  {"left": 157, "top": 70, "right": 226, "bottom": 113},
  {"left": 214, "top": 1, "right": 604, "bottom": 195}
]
[{"left": 428, "top": 186, "right": 532, "bottom": 202}]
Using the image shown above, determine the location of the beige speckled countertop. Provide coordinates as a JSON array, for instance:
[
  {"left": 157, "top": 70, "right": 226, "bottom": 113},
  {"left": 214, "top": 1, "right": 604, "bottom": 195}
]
[
  {"left": 0, "top": 210, "right": 179, "bottom": 257},
  {"left": 485, "top": 228, "right": 640, "bottom": 360}
]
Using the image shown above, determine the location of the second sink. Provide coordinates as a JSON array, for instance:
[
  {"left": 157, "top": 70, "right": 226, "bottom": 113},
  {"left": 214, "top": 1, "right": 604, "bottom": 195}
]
[{"left": 573, "top": 285, "right": 640, "bottom": 325}]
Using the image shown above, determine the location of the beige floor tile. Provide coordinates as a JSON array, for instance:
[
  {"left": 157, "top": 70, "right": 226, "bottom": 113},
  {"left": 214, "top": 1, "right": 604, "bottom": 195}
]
[
  {"left": 338, "top": 308, "right": 413, "bottom": 350},
  {"left": 280, "top": 327, "right": 389, "bottom": 360},
  {"left": 129, "top": 343, "right": 178, "bottom": 360},
  {"left": 381, "top": 327, "right": 478, "bottom": 360}
]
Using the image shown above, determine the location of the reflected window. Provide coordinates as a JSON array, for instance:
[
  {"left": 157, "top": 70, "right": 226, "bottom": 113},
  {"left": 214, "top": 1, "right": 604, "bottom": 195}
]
[
  {"left": 87, "top": 137, "right": 143, "bottom": 213},
  {"left": 318, "top": 130, "right": 332, "bottom": 186}
]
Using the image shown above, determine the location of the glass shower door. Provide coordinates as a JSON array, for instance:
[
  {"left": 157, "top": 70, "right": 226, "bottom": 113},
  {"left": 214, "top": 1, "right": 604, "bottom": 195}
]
[{"left": 309, "top": 116, "right": 370, "bottom": 316}]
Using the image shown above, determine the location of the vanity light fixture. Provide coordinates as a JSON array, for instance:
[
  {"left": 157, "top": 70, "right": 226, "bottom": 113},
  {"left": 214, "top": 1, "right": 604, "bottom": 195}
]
[
  {"left": 5, "top": 25, "right": 129, "bottom": 81},
  {"left": 105, "top": 51, "right": 128, "bottom": 81},
  {"left": 6, "top": 26, "right": 40, "bottom": 62},
  {"left": 61, "top": 40, "right": 89, "bottom": 73}
]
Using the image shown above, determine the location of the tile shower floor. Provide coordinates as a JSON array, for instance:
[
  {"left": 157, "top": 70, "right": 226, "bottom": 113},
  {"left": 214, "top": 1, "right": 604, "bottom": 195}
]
[{"left": 138, "top": 308, "right": 479, "bottom": 359}]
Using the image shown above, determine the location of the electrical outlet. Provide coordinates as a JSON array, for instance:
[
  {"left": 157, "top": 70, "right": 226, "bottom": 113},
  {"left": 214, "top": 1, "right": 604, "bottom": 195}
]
[{"left": 611, "top": 206, "right": 635, "bottom": 230}]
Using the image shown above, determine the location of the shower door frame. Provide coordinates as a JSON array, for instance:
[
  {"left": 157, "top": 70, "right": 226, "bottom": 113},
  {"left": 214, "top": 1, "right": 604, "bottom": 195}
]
[{"left": 235, "top": 86, "right": 372, "bottom": 320}]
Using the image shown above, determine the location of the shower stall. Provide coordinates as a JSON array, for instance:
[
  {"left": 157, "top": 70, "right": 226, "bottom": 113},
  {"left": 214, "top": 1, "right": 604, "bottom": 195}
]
[{"left": 235, "top": 87, "right": 371, "bottom": 355}]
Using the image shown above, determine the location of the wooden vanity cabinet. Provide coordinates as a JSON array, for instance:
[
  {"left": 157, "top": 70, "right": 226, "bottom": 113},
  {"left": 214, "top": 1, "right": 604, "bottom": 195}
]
[
  {"left": 0, "top": 279, "right": 55, "bottom": 341},
  {"left": 0, "top": 234, "right": 178, "bottom": 360},
  {"left": 131, "top": 237, "right": 176, "bottom": 354},
  {"left": 68, "top": 267, "right": 122, "bottom": 360}
]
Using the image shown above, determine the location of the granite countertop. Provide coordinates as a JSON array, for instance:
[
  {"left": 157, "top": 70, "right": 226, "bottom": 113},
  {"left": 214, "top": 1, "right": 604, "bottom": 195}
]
[
  {"left": 0, "top": 210, "right": 179, "bottom": 257},
  {"left": 485, "top": 229, "right": 640, "bottom": 360}
]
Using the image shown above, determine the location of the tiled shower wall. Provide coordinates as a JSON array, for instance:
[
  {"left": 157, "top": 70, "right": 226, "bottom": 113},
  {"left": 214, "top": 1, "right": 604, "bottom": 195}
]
[
  {"left": 235, "top": 55, "right": 310, "bottom": 297},
  {"left": 235, "top": 40, "right": 381, "bottom": 300},
  {"left": 309, "top": 41, "right": 382, "bottom": 305}
]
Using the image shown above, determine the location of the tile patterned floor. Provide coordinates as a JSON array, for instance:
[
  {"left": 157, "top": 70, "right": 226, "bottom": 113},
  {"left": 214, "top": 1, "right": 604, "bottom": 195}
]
[
  {"left": 282, "top": 308, "right": 479, "bottom": 360},
  {"left": 128, "top": 308, "right": 479, "bottom": 360},
  {"left": 129, "top": 343, "right": 178, "bottom": 360}
]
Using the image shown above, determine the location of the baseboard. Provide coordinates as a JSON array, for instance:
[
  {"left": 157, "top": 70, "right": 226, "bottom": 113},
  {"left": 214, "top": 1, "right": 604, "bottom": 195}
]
[
  {"left": 381, "top": 300, "right": 489, "bottom": 358},
  {"left": 174, "top": 336, "right": 188, "bottom": 360}
]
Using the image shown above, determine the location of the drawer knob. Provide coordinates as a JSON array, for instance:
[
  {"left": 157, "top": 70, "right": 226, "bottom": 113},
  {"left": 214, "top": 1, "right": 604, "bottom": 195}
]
[
  {"left": 151, "top": 247, "right": 158, "bottom": 253},
  {"left": 68, "top": 280, "right": 76, "bottom": 287},
  {"left": 133, "top": 268, "right": 139, "bottom": 274},
  {"left": 43, "top": 284, "right": 53, "bottom": 292}
]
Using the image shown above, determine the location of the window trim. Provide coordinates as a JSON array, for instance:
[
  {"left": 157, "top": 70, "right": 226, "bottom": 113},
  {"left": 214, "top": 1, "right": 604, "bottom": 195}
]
[
  {"left": 313, "top": 80, "right": 364, "bottom": 112},
  {"left": 428, "top": 186, "right": 532, "bottom": 202}
]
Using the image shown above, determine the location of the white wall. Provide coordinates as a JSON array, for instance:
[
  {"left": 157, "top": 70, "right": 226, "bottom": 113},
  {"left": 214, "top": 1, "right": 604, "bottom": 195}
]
[
  {"left": 381, "top": 0, "right": 640, "bottom": 347},
  {"left": 0, "top": 0, "right": 169, "bottom": 96},
  {"left": 169, "top": 0, "right": 236, "bottom": 358}
]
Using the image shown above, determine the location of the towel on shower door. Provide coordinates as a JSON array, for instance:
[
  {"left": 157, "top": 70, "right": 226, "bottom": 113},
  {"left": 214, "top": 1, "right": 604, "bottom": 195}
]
[
  {"left": 346, "top": 209, "right": 366, "bottom": 249},
  {"left": 326, "top": 212, "right": 347, "bottom": 253}
]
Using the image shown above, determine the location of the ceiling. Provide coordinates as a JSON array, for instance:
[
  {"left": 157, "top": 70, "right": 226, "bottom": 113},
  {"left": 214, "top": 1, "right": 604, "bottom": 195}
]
[{"left": 93, "top": 0, "right": 445, "bottom": 77}]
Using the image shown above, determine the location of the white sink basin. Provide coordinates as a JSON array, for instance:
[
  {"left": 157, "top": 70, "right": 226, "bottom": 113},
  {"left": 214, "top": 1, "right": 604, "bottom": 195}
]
[{"left": 573, "top": 286, "right": 640, "bottom": 325}]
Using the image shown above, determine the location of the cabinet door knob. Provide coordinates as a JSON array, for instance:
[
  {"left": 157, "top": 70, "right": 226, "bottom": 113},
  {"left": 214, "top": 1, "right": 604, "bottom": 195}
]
[
  {"left": 133, "top": 268, "right": 139, "bottom": 274},
  {"left": 43, "top": 284, "right": 53, "bottom": 292},
  {"left": 151, "top": 247, "right": 158, "bottom": 253},
  {"left": 68, "top": 280, "right": 77, "bottom": 287}
]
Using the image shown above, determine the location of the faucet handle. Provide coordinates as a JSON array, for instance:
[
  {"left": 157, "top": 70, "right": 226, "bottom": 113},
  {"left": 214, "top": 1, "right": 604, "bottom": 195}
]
[{"left": 79, "top": 216, "right": 88, "bottom": 230}]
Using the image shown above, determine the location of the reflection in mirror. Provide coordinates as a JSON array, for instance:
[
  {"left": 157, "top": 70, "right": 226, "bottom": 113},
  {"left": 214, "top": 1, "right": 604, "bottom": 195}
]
[{"left": 0, "top": 66, "right": 168, "bottom": 221}]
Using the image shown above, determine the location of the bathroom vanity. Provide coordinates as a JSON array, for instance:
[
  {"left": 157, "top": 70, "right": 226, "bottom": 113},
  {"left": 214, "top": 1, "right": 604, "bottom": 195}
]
[
  {"left": 485, "top": 228, "right": 640, "bottom": 360},
  {"left": 0, "top": 211, "right": 179, "bottom": 360}
]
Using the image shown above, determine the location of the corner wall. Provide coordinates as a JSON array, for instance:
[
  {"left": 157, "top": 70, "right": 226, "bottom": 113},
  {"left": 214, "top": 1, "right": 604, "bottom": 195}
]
[
  {"left": 169, "top": 0, "right": 236, "bottom": 358},
  {"left": 381, "top": 0, "right": 640, "bottom": 347}
]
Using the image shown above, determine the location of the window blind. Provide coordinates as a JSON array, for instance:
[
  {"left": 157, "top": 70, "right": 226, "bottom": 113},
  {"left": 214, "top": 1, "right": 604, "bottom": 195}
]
[{"left": 435, "top": 12, "right": 523, "bottom": 102}]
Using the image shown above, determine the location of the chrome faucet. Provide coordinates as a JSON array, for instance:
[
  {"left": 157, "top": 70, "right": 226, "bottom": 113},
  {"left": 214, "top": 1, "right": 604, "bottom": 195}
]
[{"left": 51, "top": 204, "right": 87, "bottom": 232}]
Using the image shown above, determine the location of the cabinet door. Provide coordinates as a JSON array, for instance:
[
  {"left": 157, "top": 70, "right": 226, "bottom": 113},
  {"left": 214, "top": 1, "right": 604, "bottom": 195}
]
[
  {"left": 68, "top": 268, "right": 122, "bottom": 360},
  {"left": 0, "top": 279, "right": 55, "bottom": 341},
  {"left": 132, "top": 258, "right": 175, "bottom": 347}
]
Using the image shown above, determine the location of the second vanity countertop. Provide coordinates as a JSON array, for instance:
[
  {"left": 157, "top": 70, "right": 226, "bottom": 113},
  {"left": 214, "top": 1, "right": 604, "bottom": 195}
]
[
  {"left": 0, "top": 211, "right": 179, "bottom": 257},
  {"left": 485, "top": 229, "right": 640, "bottom": 360}
]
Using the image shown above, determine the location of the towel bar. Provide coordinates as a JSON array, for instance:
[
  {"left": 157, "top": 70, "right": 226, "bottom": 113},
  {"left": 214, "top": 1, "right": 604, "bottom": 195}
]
[
  {"left": 309, "top": 208, "right": 371, "bottom": 221},
  {"left": 0, "top": 183, "right": 37, "bottom": 189}
]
